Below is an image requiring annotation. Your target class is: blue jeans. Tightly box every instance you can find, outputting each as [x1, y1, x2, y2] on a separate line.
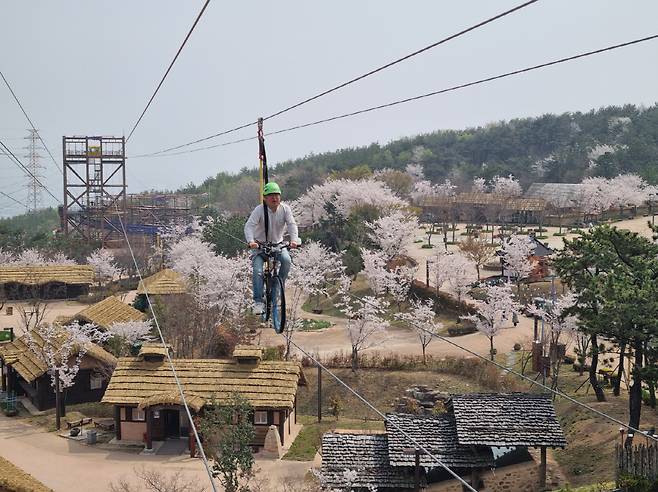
[251, 249, 291, 303]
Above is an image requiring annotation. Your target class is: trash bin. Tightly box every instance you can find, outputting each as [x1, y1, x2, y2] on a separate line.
[86, 429, 97, 444]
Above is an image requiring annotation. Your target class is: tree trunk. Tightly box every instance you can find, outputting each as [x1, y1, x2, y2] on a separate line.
[422, 345, 427, 366]
[489, 337, 495, 361]
[351, 346, 358, 372]
[476, 264, 481, 281]
[613, 341, 626, 397]
[55, 372, 61, 431]
[628, 338, 643, 433]
[589, 334, 606, 402]
[645, 345, 656, 409]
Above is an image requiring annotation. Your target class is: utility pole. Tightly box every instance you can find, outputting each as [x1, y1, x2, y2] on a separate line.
[24, 129, 44, 212]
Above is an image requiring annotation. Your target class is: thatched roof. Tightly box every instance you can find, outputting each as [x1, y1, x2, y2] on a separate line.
[232, 345, 263, 361]
[102, 357, 304, 410]
[138, 343, 171, 358]
[0, 265, 94, 286]
[0, 329, 117, 383]
[137, 269, 187, 295]
[525, 183, 583, 208]
[66, 295, 144, 330]
[420, 192, 546, 212]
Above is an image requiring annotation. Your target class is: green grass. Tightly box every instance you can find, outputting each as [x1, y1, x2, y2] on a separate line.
[299, 319, 332, 331]
[283, 415, 384, 461]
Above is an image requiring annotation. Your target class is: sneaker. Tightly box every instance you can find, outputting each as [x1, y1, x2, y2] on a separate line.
[252, 302, 265, 315]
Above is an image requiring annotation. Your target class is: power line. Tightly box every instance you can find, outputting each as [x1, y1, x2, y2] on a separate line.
[111, 203, 218, 492]
[0, 190, 26, 209]
[0, 138, 60, 204]
[135, 0, 541, 157]
[126, 0, 211, 143]
[132, 33, 658, 159]
[0, 70, 63, 175]
[284, 336, 477, 491]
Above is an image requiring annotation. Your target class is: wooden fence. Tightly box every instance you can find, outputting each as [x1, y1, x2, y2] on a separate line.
[616, 443, 658, 482]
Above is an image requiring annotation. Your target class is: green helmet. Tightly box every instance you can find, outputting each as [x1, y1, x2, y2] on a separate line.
[263, 182, 281, 196]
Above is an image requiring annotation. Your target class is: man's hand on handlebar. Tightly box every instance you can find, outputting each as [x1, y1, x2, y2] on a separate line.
[248, 241, 259, 249]
[290, 242, 299, 249]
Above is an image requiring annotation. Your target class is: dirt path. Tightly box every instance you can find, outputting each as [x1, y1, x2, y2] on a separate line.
[0, 414, 310, 492]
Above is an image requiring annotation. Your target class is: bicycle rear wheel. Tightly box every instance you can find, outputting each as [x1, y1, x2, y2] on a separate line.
[270, 276, 286, 334]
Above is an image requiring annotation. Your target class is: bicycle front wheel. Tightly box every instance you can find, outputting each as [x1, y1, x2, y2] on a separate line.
[270, 276, 286, 334]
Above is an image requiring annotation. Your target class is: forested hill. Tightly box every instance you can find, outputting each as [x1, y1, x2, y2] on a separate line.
[187, 103, 658, 205]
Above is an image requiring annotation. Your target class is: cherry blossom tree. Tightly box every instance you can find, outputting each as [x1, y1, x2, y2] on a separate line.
[49, 252, 76, 265]
[578, 177, 614, 220]
[361, 249, 393, 296]
[405, 163, 425, 181]
[428, 250, 476, 301]
[283, 242, 344, 358]
[291, 178, 406, 228]
[86, 249, 119, 287]
[410, 180, 436, 203]
[0, 247, 14, 264]
[366, 210, 419, 260]
[435, 179, 457, 198]
[461, 282, 520, 360]
[527, 292, 579, 390]
[166, 234, 251, 357]
[458, 235, 496, 280]
[107, 320, 154, 357]
[338, 278, 389, 371]
[472, 177, 488, 193]
[500, 235, 534, 292]
[491, 174, 522, 197]
[26, 320, 111, 429]
[609, 173, 649, 217]
[389, 264, 417, 310]
[13, 248, 46, 265]
[395, 298, 442, 364]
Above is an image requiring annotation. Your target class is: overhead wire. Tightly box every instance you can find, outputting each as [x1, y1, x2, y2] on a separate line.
[134, 0, 542, 157]
[126, 0, 211, 143]
[111, 203, 218, 492]
[0, 70, 63, 175]
[0, 138, 60, 203]
[0, 190, 27, 209]
[131, 33, 658, 159]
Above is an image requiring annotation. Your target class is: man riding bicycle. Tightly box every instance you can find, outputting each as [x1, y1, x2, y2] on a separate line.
[244, 182, 300, 315]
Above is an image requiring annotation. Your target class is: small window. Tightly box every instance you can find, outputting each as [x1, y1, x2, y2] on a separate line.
[133, 408, 146, 421]
[89, 372, 104, 390]
[254, 411, 268, 425]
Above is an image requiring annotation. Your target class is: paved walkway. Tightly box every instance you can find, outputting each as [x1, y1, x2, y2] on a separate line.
[0, 415, 310, 491]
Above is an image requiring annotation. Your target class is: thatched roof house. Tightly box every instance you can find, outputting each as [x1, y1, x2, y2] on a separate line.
[136, 269, 187, 295]
[0, 329, 117, 411]
[102, 345, 305, 451]
[64, 295, 145, 330]
[0, 265, 94, 299]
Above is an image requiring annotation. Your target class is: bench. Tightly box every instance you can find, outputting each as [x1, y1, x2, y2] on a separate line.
[93, 419, 115, 432]
[65, 417, 93, 429]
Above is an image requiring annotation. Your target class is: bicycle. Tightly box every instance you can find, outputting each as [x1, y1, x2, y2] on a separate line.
[255, 241, 288, 334]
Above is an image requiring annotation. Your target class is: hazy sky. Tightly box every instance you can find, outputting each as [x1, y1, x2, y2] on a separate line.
[2, 0, 658, 217]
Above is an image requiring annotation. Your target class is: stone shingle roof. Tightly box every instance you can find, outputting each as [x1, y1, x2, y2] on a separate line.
[449, 393, 567, 448]
[385, 413, 494, 469]
[321, 433, 419, 490]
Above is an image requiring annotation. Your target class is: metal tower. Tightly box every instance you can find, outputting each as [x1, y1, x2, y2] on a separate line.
[24, 129, 44, 211]
[62, 136, 127, 245]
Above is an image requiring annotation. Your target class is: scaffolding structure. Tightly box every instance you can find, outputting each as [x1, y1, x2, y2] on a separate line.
[62, 136, 127, 244]
[61, 135, 202, 246]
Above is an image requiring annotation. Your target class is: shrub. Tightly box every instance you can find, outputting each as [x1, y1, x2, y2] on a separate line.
[421, 244, 434, 249]
[513, 343, 522, 352]
[447, 324, 477, 337]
